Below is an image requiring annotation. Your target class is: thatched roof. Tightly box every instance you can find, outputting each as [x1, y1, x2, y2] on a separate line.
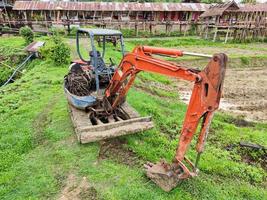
[200, 1, 239, 18]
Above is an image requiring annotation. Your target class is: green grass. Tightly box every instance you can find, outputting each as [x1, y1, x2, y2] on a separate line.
[0, 36, 266, 199]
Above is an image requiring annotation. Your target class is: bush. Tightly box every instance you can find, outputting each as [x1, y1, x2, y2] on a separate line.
[40, 35, 70, 65]
[49, 27, 66, 36]
[19, 26, 34, 44]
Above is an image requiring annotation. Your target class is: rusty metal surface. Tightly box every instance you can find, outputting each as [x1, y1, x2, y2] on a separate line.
[145, 161, 181, 192]
[13, 1, 209, 12]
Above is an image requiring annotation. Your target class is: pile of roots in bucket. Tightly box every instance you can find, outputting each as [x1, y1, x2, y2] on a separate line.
[65, 70, 95, 96]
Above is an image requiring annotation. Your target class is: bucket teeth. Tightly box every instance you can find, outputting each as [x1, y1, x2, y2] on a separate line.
[144, 161, 181, 192]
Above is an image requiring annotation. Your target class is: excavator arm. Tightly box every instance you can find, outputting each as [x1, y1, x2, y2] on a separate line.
[104, 45, 227, 191]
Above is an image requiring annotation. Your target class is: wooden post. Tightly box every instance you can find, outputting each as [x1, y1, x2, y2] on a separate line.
[135, 22, 138, 37]
[93, 11, 96, 23]
[143, 21, 145, 31]
[213, 26, 218, 42]
[205, 25, 209, 39]
[224, 27, 230, 43]
[44, 11, 48, 29]
[24, 11, 27, 22]
[149, 23, 152, 35]
[111, 11, 113, 24]
[57, 11, 60, 24]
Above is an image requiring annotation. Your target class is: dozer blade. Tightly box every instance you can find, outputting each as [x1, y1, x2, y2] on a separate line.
[69, 102, 154, 143]
[144, 161, 181, 192]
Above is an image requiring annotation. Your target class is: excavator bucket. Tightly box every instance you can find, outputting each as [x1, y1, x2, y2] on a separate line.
[144, 161, 181, 192]
[144, 157, 198, 191]
[69, 102, 154, 143]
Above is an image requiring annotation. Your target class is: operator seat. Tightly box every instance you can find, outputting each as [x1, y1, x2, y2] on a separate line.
[89, 51, 106, 72]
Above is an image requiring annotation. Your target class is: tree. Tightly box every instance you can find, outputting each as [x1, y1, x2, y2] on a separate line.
[241, 0, 257, 4]
[201, 0, 223, 3]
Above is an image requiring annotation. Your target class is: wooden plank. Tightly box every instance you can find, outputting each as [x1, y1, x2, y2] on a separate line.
[80, 120, 154, 143]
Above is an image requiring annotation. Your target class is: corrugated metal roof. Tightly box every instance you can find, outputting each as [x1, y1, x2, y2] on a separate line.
[13, 1, 209, 12]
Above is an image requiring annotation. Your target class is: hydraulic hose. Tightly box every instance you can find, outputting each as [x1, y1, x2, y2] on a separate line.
[1, 53, 34, 87]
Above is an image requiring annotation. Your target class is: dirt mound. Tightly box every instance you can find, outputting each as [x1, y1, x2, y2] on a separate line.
[59, 174, 98, 200]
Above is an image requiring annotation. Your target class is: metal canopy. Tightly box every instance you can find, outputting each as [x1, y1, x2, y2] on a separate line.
[78, 28, 122, 36]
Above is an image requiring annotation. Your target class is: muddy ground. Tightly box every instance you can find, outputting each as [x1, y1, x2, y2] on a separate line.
[176, 67, 267, 122]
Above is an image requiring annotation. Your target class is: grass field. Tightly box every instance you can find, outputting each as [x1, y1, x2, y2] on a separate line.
[0, 36, 266, 200]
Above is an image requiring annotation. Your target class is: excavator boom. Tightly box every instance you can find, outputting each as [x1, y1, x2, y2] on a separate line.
[104, 45, 227, 191]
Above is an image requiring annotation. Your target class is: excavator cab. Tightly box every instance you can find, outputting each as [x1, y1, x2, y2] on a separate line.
[75, 28, 125, 92]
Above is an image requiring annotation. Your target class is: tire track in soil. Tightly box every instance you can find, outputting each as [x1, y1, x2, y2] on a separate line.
[32, 95, 61, 145]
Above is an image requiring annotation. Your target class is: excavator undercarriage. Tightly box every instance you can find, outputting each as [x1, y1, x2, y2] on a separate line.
[64, 28, 227, 191]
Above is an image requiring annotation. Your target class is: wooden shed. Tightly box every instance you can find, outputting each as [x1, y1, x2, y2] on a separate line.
[200, 1, 267, 42]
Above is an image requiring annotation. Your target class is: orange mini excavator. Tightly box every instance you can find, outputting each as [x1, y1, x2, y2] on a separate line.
[64, 29, 227, 191]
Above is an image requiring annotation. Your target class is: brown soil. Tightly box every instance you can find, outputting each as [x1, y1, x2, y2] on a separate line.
[175, 67, 267, 122]
[59, 174, 98, 200]
[97, 138, 142, 167]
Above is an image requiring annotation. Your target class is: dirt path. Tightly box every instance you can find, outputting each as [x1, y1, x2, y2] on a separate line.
[177, 67, 267, 122]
